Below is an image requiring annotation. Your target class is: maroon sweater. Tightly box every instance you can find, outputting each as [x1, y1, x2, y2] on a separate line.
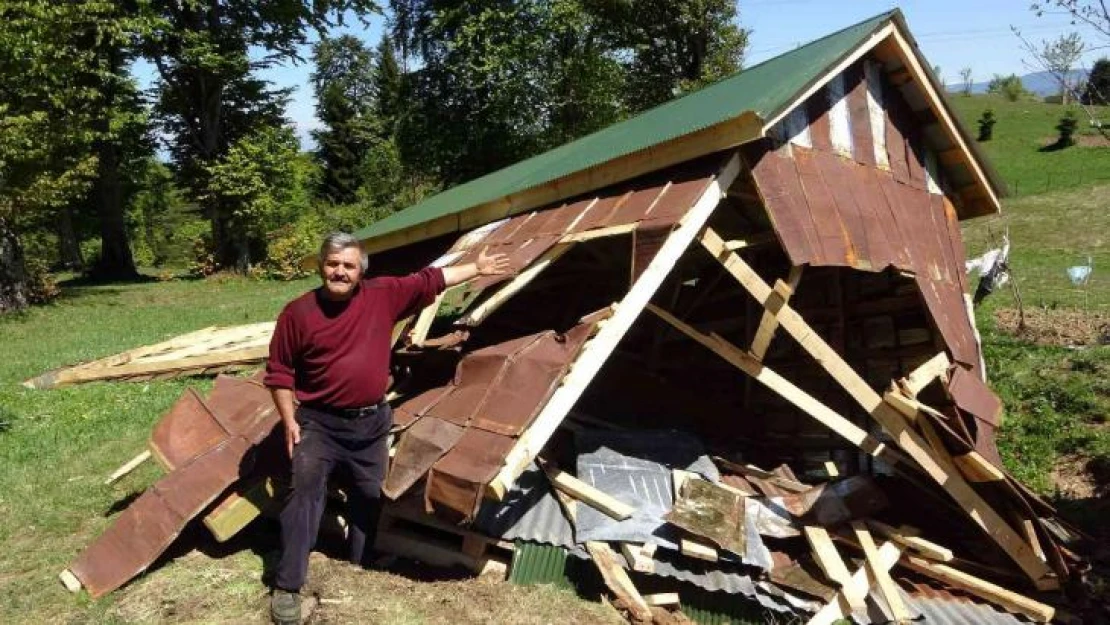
[264, 267, 446, 408]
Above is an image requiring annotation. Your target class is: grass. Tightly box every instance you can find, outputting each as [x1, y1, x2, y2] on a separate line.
[0, 274, 623, 624]
[948, 93, 1110, 197]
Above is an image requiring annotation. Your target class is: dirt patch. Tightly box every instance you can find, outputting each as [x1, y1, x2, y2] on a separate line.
[1052, 453, 1102, 500]
[1037, 134, 1110, 148]
[995, 307, 1110, 347]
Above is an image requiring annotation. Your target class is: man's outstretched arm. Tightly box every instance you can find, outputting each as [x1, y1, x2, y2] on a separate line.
[441, 247, 511, 287]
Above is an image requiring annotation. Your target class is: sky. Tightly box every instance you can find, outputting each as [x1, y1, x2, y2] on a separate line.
[133, 1, 1109, 150]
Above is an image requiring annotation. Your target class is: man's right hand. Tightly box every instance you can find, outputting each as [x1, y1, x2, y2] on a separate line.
[285, 419, 301, 458]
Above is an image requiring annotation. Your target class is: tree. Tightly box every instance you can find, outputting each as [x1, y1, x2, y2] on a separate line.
[375, 35, 404, 134]
[978, 108, 998, 141]
[1031, 2, 1109, 41]
[140, 0, 377, 272]
[1040, 32, 1086, 104]
[312, 35, 379, 205]
[589, 0, 749, 112]
[0, 1, 113, 311]
[959, 67, 974, 96]
[1083, 57, 1110, 104]
[987, 74, 1032, 101]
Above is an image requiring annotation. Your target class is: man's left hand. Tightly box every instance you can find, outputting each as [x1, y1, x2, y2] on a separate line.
[477, 247, 511, 276]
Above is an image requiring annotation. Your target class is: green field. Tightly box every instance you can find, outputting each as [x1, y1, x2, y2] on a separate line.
[949, 94, 1110, 197]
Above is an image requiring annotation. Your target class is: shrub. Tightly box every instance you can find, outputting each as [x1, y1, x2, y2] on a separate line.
[977, 108, 997, 141]
[261, 212, 328, 281]
[1056, 110, 1079, 147]
[24, 258, 59, 305]
[987, 74, 1031, 102]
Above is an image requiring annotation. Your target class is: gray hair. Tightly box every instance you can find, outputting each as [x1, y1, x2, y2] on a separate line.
[318, 232, 367, 271]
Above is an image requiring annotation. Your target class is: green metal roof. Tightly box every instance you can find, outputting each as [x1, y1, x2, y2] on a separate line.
[353, 11, 897, 245]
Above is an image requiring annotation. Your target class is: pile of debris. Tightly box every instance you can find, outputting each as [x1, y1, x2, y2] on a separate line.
[54, 155, 1092, 622]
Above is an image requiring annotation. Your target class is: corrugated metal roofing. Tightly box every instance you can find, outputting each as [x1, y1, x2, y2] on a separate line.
[352, 11, 896, 246]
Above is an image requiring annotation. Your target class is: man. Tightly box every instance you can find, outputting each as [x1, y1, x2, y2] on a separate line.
[264, 232, 508, 624]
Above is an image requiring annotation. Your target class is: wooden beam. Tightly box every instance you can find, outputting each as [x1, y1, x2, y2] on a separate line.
[104, 450, 152, 485]
[680, 538, 719, 562]
[697, 230, 1054, 587]
[900, 555, 1055, 623]
[585, 542, 654, 622]
[620, 543, 655, 573]
[952, 451, 1007, 483]
[723, 231, 776, 251]
[867, 520, 953, 562]
[899, 352, 950, 397]
[484, 153, 742, 499]
[803, 526, 867, 612]
[353, 114, 762, 258]
[643, 592, 679, 607]
[749, 267, 804, 360]
[806, 541, 902, 625]
[59, 569, 82, 593]
[460, 242, 574, 326]
[559, 224, 635, 243]
[647, 304, 894, 462]
[540, 463, 635, 520]
[851, 522, 912, 623]
[33, 345, 270, 386]
[409, 291, 446, 347]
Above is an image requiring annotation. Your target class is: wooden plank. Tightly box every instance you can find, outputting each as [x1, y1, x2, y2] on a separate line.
[461, 242, 573, 326]
[900, 554, 1055, 623]
[648, 305, 894, 462]
[620, 543, 654, 573]
[39, 345, 270, 386]
[59, 569, 82, 593]
[698, 234, 1054, 587]
[724, 231, 777, 251]
[710, 457, 810, 492]
[484, 153, 741, 499]
[104, 450, 152, 485]
[952, 451, 1007, 483]
[680, 538, 718, 562]
[900, 351, 950, 397]
[203, 477, 279, 543]
[803, 526, 866, 612]
[559, 224, 635, 243]
[851, 522, 912, 623]
[866, 519, 953, 562]
[409, 291, 446, 347]
[749, 267, 804, 360]
[643, 592, 679, 607]
[540, 463, 635, 521]
[806, 541, 901, 625]
[824, 461, 840, 478]
[585, 542, 654, 622]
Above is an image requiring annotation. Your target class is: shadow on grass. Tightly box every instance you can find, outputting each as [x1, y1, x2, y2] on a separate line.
[1038, 140, 1073, 153]
[104, 491, 143, 517]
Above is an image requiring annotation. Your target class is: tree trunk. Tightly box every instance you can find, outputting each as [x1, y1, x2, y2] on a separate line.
[92, 138, 139, 279]
[56, 205, 84, 271]
[0, 217, 29, 314]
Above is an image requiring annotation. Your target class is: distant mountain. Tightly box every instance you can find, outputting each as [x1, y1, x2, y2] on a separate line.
[945, 70, 1090, 97]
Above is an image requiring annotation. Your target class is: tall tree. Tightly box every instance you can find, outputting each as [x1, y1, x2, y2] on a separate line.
[140, 0, 377, 271]
[589, 0, 749, 111]
[312, 35, 379, 205]
[959, 67, 974, 96]
[374, 34, 404, 134]
[1041, 32, 1086, 104]
[1084, 57, 1110, 104]
[0, 1, 112, 311]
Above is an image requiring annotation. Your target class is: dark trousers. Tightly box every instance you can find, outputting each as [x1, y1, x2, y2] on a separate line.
[275, 403, 391, 592]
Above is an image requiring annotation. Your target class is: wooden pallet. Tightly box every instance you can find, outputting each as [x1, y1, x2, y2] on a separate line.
[377, 504, 512, 577]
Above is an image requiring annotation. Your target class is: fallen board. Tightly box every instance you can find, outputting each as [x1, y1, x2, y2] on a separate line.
[24, 322, 274, 389]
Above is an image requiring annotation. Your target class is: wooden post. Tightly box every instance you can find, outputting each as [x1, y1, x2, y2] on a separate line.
[104, 450, 152, 485]
[749, 266, 804, 360]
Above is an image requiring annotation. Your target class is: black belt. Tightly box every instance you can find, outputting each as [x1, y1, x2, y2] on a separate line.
[302, 401, 386, 419]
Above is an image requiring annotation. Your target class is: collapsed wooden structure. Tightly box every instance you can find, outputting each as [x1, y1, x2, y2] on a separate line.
[61, 11, 1094, 623]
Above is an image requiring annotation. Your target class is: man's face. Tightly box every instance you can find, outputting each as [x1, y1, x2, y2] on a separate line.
[319, 246, 363, 300]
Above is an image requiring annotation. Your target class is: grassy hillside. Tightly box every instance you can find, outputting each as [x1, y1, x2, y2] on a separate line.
[948, 94, 1110, 196]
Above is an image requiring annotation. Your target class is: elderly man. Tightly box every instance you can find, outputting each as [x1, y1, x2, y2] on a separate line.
[265, 232, 508, 624]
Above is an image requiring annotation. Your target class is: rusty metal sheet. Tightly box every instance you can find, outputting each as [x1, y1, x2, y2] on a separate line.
[472, 324, 595, 436]
[425, 428, 516, 519]
[742, 142, 818, 266]
[608, 184, 666, 227]
[643, 173, 714, 224]
[806, 86, 833, 152]
[948, 366, 1003, 428]
[793, 148, 852, 263]
[206, 375, 278, 445]
[479, 213, 532, 246]
[813, 149, 869, 269]
[393, 385, 453, 431]
[69, 434, 253, 598]
[845, 63, 876, 167]
[382, 416, 466, 499]
[777, 475, 888, 526]
[630, 223, 671, 283]
[149, 388, 227, 470]
[768, 557, 838, 601]
[568, 191, 629, 234]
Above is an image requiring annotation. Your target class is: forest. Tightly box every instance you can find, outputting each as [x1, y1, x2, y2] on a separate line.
[0, 0, 747, 313]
